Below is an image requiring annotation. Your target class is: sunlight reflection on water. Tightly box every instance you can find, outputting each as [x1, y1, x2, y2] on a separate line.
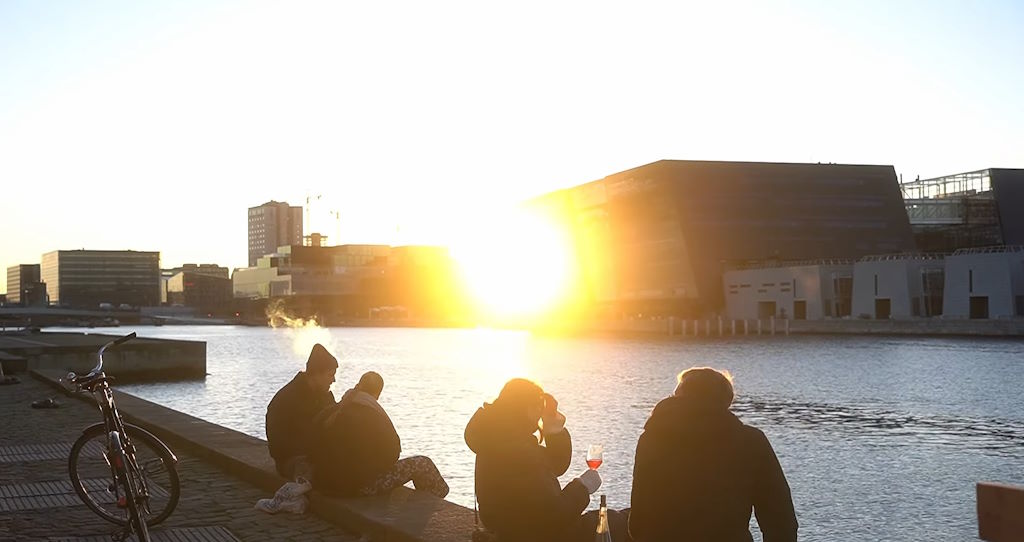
[107, 326, 1024, 542]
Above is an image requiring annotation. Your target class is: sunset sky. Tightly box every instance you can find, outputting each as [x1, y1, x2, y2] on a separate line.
[2, 0, 1023, 292]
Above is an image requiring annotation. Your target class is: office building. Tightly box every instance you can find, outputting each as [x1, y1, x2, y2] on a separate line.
[902, 169, 1024, 252]
[942, 246, 1024, 319]
[40, 250, 160, 308]
[724, 261, 854, 320]
[248, 201, 303, 266]
[6, 264, 45, 306]
[166, 269, 232, 313]
[851, 254, 945, 319]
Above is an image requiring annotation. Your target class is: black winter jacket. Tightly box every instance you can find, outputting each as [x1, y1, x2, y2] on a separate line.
[464, 403, 590, 542]
[629, 396, 798, 542]
[265, 372, 335, 475]
[310, 391, 401, 496]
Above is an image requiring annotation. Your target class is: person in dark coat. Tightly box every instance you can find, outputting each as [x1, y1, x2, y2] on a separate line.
[311, 371, 448, 498]
[629, 367, 798, 542]
[265, 343, 338, 479]
[465, 378, 609, 542]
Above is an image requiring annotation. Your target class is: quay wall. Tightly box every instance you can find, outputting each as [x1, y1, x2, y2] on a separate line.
[585, 317, 1024, 338]
[0, 331, 205, 380]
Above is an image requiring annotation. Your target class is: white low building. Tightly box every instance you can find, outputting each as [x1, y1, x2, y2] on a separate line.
[724, 261, 854, 320]
[942, 246, 1024, 319]
[851, 254, 946, 319]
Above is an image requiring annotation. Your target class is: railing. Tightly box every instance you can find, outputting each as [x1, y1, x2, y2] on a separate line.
[953, 245, 1024, 255]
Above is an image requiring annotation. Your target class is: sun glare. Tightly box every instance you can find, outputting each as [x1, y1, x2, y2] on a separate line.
[451, 207, 576, 323]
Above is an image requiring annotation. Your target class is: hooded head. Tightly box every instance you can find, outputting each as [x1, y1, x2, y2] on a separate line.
[305, 343, 338, 393]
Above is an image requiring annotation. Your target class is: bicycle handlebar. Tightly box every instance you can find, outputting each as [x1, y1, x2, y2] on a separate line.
[110, 332, 136, 347]
[70, 332, 137, 384]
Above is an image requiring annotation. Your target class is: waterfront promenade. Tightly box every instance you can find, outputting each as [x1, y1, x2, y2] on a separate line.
[0, 376, 361, 541]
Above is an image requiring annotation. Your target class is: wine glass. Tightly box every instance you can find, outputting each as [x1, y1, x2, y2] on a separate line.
[586, 444, 604, 470]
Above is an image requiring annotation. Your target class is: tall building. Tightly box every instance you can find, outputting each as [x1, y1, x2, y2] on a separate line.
[532, 160, 916, 317]
[41, 250, 161, 308]
[248, 201, 303, 266]
[6, 264, 43, 306]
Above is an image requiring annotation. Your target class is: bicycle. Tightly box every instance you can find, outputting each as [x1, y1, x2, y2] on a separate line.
[64, 331, 181, 542]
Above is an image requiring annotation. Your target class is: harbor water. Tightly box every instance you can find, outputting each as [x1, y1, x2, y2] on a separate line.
[92, 325, 1024, 541]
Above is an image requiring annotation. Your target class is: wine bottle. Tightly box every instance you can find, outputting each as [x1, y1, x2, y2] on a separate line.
[594, 494, 612, 542]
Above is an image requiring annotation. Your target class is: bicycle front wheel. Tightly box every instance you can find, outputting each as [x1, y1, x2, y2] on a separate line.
[68, 424, 180, 526]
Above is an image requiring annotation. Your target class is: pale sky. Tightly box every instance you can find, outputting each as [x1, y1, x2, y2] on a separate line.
[2, 0, 1023, 293]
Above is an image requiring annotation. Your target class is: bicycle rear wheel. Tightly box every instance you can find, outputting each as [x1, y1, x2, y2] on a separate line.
[68, 424, 180, 526]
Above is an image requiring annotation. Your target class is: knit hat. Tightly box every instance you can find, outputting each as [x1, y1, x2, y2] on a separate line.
[306, 343, 338, 372]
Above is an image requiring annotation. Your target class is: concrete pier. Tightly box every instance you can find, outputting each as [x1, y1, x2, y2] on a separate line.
[0, 330, 205, 380]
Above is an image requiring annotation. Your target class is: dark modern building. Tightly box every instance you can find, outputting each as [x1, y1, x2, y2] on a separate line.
[167, 269, 232, 314]
[901, 168, 1024, 252]
[532, 160, 917, 317]
[40, 250, 161, 308]
[248, 201, 303, 266]
[5, 264, 46, 307]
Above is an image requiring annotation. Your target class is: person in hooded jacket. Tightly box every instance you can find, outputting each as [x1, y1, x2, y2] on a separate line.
[311, 371, 449, 498]
[465, 378, 623, 542]
[629, 367, 798, 542]
[265, 343, 338, 479]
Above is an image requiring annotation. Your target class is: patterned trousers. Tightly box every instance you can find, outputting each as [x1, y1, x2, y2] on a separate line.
[359, 455, 450, 498]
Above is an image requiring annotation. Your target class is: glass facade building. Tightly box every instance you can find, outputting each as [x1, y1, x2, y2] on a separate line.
[5, 264, 41, 305]
[40, 250, 161, 308]
[533, 160, 916, 316]
[901, 168, 1024, 252]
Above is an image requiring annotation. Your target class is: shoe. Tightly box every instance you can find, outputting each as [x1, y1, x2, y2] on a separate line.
[276, 495, 307, 514]
[254, 494, 308, 514]
[254, 497, 279, 514]
[30, 397, 61, 409]
[274, 478, 312, 500]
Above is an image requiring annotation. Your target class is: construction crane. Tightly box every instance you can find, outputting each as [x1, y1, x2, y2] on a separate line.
[305, 193, 322, 236]
[330, 210, 341, 245]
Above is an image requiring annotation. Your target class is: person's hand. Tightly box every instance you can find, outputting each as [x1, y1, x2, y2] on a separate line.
[578, 469, 602, 494]
[540, 393, 566, 435]
[542, 393, 558, 417]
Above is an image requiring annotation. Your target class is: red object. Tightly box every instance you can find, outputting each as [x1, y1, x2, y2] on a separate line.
[587, 459, 603, 470]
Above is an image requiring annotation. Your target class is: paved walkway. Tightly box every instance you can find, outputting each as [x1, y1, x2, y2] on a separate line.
[0, 376, 361, 541]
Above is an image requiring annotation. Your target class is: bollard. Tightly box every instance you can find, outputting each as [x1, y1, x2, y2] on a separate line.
[718, 317, 723, 336]
[770, 316, 776, 336]
[785, 318, 790, 336]
[731, 319, 736, 336]
[757, 319, 762, 335]
[694, 320, 699, 337]
[705, 320, 710, 336]
[668, 316, 674, 336]
[744, 319, 749, 335]
[682, 319, 687, 337]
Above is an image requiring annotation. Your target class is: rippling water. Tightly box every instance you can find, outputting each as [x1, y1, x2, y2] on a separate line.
[96, 325, 1024, 541]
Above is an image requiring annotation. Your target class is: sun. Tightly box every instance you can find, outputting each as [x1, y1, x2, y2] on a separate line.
[450, 206, 577, 323]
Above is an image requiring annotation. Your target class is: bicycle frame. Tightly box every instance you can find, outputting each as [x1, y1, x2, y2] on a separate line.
[71, 333, 153, 515]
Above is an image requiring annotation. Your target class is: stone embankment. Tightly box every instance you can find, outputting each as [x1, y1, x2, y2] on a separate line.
[0, 330, 205, 380]
[587, 316, 1024, 338]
